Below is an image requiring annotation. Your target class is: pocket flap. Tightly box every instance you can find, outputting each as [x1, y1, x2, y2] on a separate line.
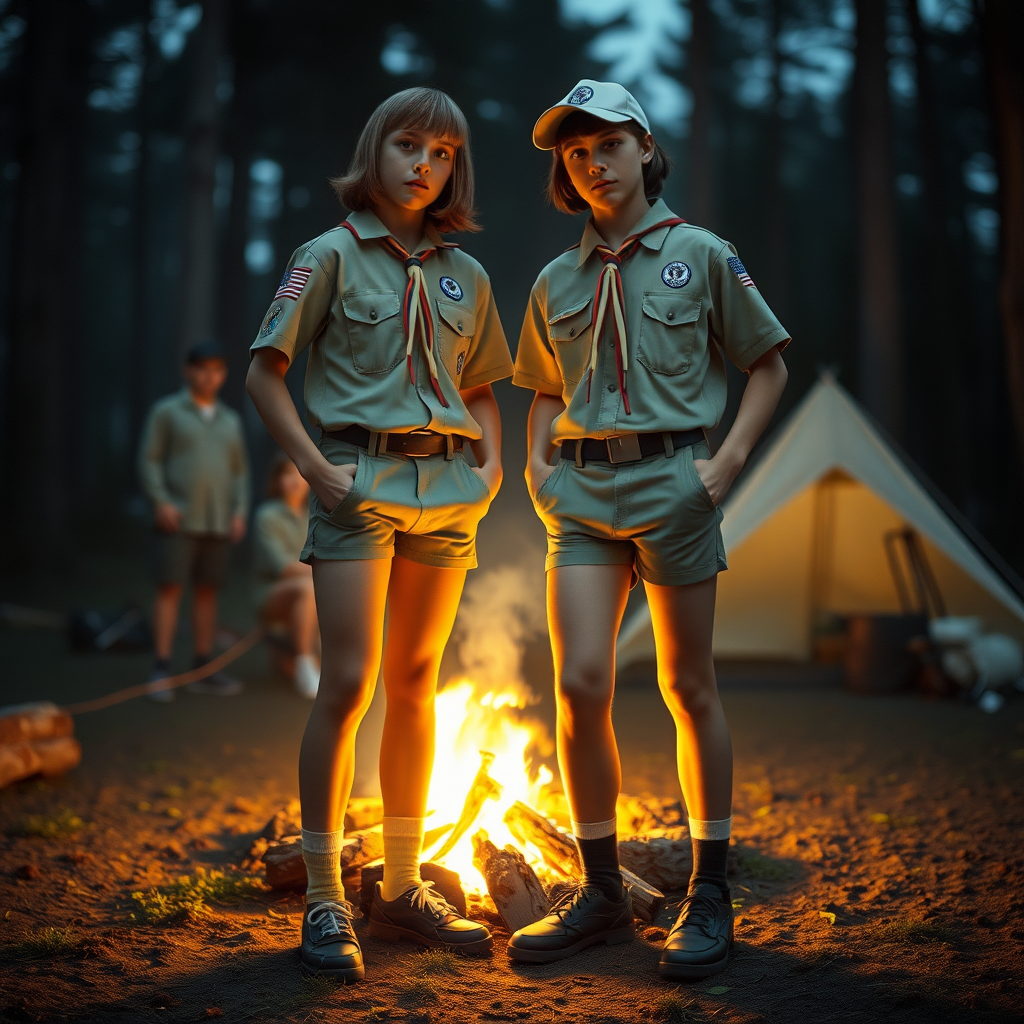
[436, 299, 475, 337]
[342, 290, 400, 325]
[548, 297, 593, 341]
[642, 293, 701, 327]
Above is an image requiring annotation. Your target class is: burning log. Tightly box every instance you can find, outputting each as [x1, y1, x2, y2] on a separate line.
[617, 827, 692, 893]
[263, 826, 385, 890]
[472, 830, 550, 933]
[428, 751, 502, 862]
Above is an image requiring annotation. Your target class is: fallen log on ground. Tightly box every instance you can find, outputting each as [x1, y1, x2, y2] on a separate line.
[620, 867, 665, 922]
[264, 826, 385, 890]
[472, 830, 550, 933]
[0, 736, 81, 790]
[0, 702, 74, 744]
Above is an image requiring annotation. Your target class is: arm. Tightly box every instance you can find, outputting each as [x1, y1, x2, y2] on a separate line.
[229, 422, 251, 543]
[245, 348, 356, 511]
[138, 408, 182, 533]
[461, 383, 503, 497]
[525, 391, 566, 496]
[693, 345, 788, 505]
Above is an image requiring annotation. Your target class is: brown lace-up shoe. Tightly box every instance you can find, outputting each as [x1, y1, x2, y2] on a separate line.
[368, 881, 492, 953]
[658, 883, 734, 980]
[507, 883, 634, 963]
[300, 900, 364, 982]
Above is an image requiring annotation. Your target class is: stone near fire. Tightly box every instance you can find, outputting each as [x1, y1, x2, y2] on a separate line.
[263, 826, 384, 890]
[617, 827, 692, 892]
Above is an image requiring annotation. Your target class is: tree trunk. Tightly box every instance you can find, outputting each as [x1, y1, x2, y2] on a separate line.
[765, 0, 790, 322]
[977, 0, 1024, 470]
[688, 0, 716, 228]
[176, 0, 228, 360]
[1, 0, 86, 571]
[853, 0, 904, 441]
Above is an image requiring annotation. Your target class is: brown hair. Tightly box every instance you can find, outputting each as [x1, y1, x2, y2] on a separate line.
[546, 111, 671, 215]
[266, 453, 296, 499]
[331, 87, 479, 234]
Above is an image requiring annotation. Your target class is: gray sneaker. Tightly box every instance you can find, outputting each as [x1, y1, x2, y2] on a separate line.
[146, 667, 175, 703]
[186, 670, 243, 696]
[300, 900, 364, 981]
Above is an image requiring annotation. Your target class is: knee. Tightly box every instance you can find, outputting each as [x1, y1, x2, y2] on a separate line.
[385, 658, 437, 713]
[556, 662, 613, 719]
[315, 666, 375, 723]
[659, 666, 718, 718]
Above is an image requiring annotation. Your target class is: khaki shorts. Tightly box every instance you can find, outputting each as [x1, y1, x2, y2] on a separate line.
[531, 440, 727, 587]
[154, 531, 230, 589]
[301, 437, 492, 569]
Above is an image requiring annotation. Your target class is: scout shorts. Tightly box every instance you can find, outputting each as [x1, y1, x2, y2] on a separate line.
[531, 439, 727, 587]
[301, 436, 492, 569]
[154, 531, 231, 588]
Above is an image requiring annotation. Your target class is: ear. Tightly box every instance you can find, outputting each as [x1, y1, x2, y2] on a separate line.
[640, 133, 655, 166]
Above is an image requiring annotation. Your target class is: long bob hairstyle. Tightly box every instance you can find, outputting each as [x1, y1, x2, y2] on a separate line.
[331, 87, 479, 234]
[547, 110, 671, 215]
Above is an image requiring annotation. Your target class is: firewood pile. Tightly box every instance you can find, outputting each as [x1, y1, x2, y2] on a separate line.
[0, 702, 81, 790]
[244, 754, 693, 933]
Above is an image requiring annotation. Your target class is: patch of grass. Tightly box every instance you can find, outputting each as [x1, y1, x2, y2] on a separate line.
[736, 850, 792, 882]
[131, 867, 265, 923]
[10, 809, 85, 839]
[7, 927, 82, 959]
[651, 993, 702, 1023]
[398, 978, 440, 1008]
[413, 948, 464, 977]
[869, 919, 953, 944]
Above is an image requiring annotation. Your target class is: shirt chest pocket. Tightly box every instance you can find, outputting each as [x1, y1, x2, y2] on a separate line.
[547, 297, 593, 386]
[436, 299, 475, 385]
[637, 293, 702, 375]
[342, 289, 403, 375]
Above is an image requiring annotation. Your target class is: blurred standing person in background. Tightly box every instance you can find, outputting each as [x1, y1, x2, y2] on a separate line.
[139, 340, 250, 700]
[254, 454, 319, 699]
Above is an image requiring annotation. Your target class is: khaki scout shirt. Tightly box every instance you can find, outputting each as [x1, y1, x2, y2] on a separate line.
[513, 198, 790, 442]
[138, 390, 250, 535]
[250, 209, 515, 438]
[253, 498, 308, 584]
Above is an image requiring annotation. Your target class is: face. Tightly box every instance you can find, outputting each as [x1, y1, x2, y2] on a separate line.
[184, 359, 228, 401]
[378, 128, 456, 212]
[278, 462, 309, 503]
[561, 127, 654, 213]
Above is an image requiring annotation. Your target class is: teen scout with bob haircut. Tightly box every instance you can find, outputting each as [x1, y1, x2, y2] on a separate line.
[510, 81, 790, 979]
[247, 87, 513, 982]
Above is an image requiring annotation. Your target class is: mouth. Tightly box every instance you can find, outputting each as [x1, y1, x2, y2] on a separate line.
[406, 179, 429, 192]
[591, 179, 616, 193]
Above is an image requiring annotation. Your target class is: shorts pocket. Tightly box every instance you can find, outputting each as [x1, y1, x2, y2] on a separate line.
[684, 444, 717, 511]
[342, 289, 404, 374]
[455, 451, 492, 503]
[637, 293, 701, 375]
[436, 299, 476, 386]
[548, 297, 593, 386]
[532, 457, 567, 505]
[325, 449, 366, 519]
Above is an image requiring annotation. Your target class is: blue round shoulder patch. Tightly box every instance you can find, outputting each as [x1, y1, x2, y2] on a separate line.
[260, 305, 283, 337]
[568, 85, 594, 106]
[439, 276, 463, 302]
[661, 261, 691, 289]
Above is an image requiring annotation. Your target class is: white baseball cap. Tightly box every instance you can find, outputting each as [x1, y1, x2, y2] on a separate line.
[532, 79, 651, 151]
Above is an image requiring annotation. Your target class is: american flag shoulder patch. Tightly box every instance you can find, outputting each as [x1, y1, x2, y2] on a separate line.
[727, 256, 756, 289]
[274, 266, 313, 301]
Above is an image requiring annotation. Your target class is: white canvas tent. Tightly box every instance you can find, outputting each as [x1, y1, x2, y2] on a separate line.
[617, 375, 1024, 665]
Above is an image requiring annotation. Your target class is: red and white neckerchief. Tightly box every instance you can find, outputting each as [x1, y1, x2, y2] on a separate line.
[341, 221, 451, 408]
[586, 217, 686, 413]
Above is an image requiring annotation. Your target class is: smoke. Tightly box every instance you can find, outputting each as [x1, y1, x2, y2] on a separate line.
[451, 564, 547, 699]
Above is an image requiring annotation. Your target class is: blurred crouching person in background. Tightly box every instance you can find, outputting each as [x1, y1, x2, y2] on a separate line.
[254, 455, 320, 699]
[138, 340, 250, 700]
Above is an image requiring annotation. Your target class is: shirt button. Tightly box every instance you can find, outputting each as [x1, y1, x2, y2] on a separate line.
[667, 311, 675, 320]
[607, 384, 616, 393]
[457, 321, 463, 331]
[369, 309, 377, 320]
[569, 327, 576, 337]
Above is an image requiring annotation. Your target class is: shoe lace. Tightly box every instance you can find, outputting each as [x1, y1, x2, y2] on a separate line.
[672, 891, 722, 936]
[409, 880, 457, 919]
[549, 882, 602, 921]
[307, 900, 356, 939]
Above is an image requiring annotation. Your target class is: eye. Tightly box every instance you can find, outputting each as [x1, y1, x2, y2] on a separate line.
[397, 139, 413, 150]
[434, 147, 452, 160]
[568, 147, 587, 161]
[604, 138, 620, 150]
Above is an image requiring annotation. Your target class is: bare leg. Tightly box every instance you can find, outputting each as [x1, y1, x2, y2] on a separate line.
[152, 584, 183, 660]
[191, 584, 218, 658]
[301, 558, 391, 833]
[379, 556, 468, 818]
[643, 575, 732, 820]
[548, 564, 633, 823]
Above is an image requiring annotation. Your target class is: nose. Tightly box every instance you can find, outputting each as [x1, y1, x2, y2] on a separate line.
[589, 159, 607, 175]
[413, 150, 430, 175]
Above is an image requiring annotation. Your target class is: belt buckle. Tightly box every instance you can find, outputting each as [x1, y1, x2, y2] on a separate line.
[606, 433, 642, 464]
[403, 429, 435, 457]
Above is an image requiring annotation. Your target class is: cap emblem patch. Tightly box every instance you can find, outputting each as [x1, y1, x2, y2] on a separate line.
[568, 85, 594, 106]
[260, 305, 283, 337]
[440, 276, 463, 301]
[661, 261, 692, 289]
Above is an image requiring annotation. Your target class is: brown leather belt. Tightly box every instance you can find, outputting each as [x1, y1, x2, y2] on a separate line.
[323, 424, 465, 458]
[558, 428, 706, 466]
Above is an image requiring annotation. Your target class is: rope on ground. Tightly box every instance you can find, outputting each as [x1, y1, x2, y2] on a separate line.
[61, 626, 267, 715]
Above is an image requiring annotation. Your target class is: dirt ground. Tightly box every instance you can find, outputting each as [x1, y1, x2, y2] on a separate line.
[2, 558, 1024, 1023]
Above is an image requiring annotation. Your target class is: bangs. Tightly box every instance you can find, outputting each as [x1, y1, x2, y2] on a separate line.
[379, 87, 469, 148]
[555, 110, 634, 149]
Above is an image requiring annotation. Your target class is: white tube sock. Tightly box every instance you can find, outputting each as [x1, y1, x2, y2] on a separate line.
[301, 828, 345, 905]
[381, 816, 424, 901]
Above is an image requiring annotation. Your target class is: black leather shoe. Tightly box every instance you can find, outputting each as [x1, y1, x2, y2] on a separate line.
[300, 900, 364, 981]
[658, 883, 734, 980]
[507, 884, 634, 963]
[368, 881, 492, 953]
